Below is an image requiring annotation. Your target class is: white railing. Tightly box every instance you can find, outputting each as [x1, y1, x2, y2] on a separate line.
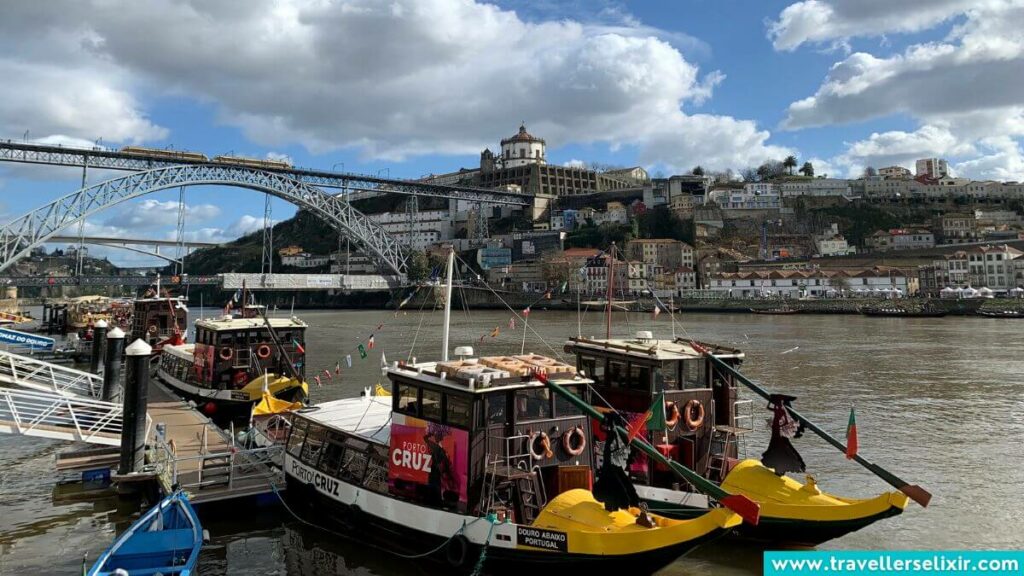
[0, 386, 124, 445]
[0, 349, 103, 398]
[152, 437, 283, 493]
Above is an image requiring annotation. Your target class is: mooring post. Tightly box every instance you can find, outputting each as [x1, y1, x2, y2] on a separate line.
[119, 339, 152, 475]
[102, 327, 125, 402]
[90, 319, 108, 374]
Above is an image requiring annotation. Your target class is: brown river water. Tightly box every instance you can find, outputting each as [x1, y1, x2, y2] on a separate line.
[2, 307, 1022, 575]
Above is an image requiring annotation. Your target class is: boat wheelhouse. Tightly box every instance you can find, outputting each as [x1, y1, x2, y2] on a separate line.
[156, 305, 308, 420]
[566, 333, 910, 546]
[283, 351, 740, 574]
[129, 296, 189, 351]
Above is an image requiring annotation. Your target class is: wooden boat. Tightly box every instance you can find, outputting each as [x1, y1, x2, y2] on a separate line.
[86, 490, 203, 576]
[129, 296, 189, 353]
[566, 334, 920, 546]
[860, 306, 946, 318]
[284, 359, 740, 574]
[750, 307, 798, 315]
[156, 304, 308, 422]
[976, 309, 1024, 318]
[282, 250, 741, 574]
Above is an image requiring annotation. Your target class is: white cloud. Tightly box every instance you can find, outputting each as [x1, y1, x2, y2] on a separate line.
[103, 199, 221, 230]
[953, 137, 1024, 181]
[0, 0, 785, 174]
[768, 0, 976, 51]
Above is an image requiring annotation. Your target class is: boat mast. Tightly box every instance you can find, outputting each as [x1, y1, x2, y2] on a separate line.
[606, 242, 615, 339]
[441, 246, 455, 362]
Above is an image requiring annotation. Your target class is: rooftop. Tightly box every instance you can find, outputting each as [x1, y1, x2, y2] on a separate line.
[568, 336, 743, 362]
[195, 314, 308, 331]
[500, 124, 545, 145]
[388, 354, 588, 395]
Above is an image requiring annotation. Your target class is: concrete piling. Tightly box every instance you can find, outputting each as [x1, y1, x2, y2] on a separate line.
[119, 339, 152, 475]
[101, 326, 125, 402]
[90, 319, 108, 375]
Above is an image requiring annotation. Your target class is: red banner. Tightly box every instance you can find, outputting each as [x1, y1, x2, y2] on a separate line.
[388, 414, 468, 509]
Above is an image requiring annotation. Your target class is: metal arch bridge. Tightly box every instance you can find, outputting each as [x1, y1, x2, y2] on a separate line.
[0, 164, 408, 275]
[0, 141, 530, 206]
[46, 235, 221, 264]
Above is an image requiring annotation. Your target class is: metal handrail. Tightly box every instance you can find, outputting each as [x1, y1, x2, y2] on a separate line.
[0, 386, 122, 445]
[0, 349, 102, 398]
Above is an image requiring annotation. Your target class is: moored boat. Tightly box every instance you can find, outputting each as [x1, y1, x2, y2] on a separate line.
[750, 307, 799, 315]
[565, 333, 920, 546]
[860, 306, 947, 318]
[156, 304, 308, 422]
[86, 490, 203, 576]
[283, 354, 740, 574]
[129, 295, 189, 352]
[976, 309, 1024, 318]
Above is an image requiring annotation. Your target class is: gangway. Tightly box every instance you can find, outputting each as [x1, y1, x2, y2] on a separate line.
[0, 386, 125, 446]
[0, 348, 103, 398]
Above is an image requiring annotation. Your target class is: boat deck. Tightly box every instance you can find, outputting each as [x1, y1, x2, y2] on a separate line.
[302, 396, 392, 444]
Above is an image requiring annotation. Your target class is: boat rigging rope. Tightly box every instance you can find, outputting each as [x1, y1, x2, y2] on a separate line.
[453, 253, 568, 362]
[268, 482, 497, 566]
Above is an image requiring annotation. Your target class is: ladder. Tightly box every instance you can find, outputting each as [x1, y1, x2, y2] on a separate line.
[707, 398, 755, 482]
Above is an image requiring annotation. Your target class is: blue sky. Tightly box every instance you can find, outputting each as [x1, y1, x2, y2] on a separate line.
[2, 0, 1022, 266]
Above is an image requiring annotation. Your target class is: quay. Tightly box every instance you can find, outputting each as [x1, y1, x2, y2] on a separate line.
[0, 329, 283, 508]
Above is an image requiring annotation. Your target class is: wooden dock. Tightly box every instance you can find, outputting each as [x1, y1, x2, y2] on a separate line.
[146, 379, 284, 505]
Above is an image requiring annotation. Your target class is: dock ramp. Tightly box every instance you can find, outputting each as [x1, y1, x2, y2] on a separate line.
[0, 386, 124, 446]
[0, 348, 103, 398]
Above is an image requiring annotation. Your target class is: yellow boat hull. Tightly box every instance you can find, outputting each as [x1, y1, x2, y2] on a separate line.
[644, 459, 908, 546]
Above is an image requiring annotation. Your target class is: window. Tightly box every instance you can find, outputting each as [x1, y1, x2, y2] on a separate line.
[485, 394, 507, 425]
[608, 361, 626, 388]
[628, 363, 651, 391]
[396, 384, 419, 416]
[287, 417, 308, 457]
[682, 359, 706, 389]
[515, 388, 551, 421]
[445, 394, 472, 428]
[554, 385, 583, 416]
[421, 388, 442, 421]
[300, 424, 327, 467]
[319, 434, 347, 476]
[654, 362, 680, 391]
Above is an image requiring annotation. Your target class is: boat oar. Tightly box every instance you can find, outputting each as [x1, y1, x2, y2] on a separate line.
[534, 371, 760, 526]
[690, 341, 932, 508]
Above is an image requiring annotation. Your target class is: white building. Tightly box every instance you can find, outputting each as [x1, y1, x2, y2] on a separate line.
[708, 186, 781, 210]
[281, 253, 330, 268]
[967, 244, 1024, 291]
[866, 229, 935, 252]
[367, 209, 455, 251]
[498, 124, 546, 169]
[709, 268, 909, 298]
[916, 158, 949, 179]
[814, 223, 855, 256]
[777, 178, 851, 197]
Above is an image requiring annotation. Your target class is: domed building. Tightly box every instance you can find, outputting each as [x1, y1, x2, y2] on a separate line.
[499, 124, 546, 168]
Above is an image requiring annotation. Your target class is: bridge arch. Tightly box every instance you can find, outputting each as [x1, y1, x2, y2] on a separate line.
[0, 165, 406, 275]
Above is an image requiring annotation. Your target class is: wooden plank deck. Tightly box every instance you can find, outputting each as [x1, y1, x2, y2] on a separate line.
[146, 380, 283, 505]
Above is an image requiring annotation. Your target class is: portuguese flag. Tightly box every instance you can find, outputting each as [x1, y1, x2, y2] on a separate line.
[626, 391, 667, 441]
[845, 406, 858, 459]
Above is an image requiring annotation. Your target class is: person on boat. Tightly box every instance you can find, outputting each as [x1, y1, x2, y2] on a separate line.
[761, 394, 807, 476]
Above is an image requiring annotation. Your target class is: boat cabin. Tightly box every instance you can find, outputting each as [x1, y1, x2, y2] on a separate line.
[285, 352, 595, 524]
[130, 297, 188, 349]
[162, 308, 306, 393]
[566, 333, 749, 485]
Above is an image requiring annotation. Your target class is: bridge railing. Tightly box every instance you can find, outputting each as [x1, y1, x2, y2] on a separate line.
[0, 386, 125, 446]
[0, 349, 103, 398]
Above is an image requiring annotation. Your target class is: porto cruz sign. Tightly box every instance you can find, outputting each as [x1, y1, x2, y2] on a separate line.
[388, 414, 468, 508]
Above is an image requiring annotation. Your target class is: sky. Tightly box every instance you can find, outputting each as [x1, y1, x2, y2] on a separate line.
[3, 0, 1024, 266]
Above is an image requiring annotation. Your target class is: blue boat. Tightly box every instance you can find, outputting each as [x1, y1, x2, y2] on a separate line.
[87, 490, 204, 576]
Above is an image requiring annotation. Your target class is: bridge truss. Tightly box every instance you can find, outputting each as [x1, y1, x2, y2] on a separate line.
[0, 165, 408, 275]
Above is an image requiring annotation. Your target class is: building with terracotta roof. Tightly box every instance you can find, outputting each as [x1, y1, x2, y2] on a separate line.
[966, 244, 1024, 290]
[708, 267, 911, 298]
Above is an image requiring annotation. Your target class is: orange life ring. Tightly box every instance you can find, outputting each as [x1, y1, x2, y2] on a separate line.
[664, 401, 681, 428]
[219, 347, 234, 361]
[562, 426, 587, 457]
[528, 431, 553, 460]
[256, 344, 272, 359]
[684, 399, 705, 430]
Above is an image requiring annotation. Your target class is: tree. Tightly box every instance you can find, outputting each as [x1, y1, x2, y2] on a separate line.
[863, 166, 878, 178]
[799, 161, 814, 177]
[741, 167, 760, 182]
[756, 160, 785, 180]
[406, 250, 429, 282]
[691, 165, 705, 176]
[783, 155, 798, 175]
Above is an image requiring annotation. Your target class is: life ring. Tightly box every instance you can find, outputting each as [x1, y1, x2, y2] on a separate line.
[148, 324, 159, 336]
[256, 344, 272, 359]
[562, 426, 587, 457]
[528, 431, 554, 460]
[219, 347, 234, 361]
[684, 399, 705, 430]
[665, 401, 681, 428]
[446, 534, 470, 568]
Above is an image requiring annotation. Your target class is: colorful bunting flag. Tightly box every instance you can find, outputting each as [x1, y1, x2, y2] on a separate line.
[653, 306, 661, 319]
[323, 369, 332, 380]
[358, 344, 367, 359]
[490, 326, 500, 338]
[345, 355, 352, 368]
[368, 335, 376, 350]
[335, 362, 341, 375]
[314, 375, 322, 387]
[522, 306, 531, 318]
[292, 339, 305, 355]
[509, 317, 516, 330]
